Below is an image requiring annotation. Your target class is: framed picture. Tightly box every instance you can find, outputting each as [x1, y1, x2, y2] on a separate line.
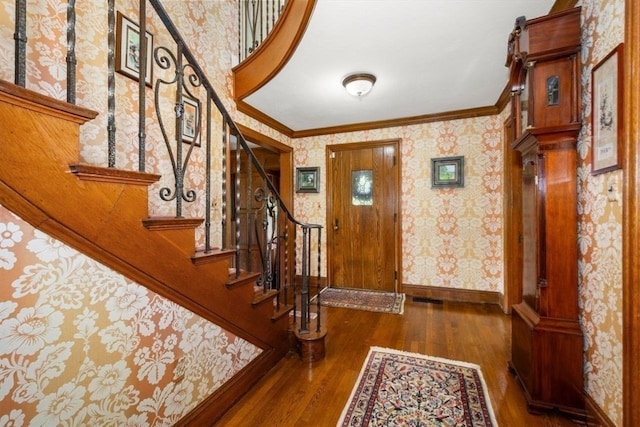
[296, 167, 319, 193]
[431, 156, 464, 188]
[182, 96, 200, 146]
[116, 11, 153, 87]
[591, 43, 624, 175]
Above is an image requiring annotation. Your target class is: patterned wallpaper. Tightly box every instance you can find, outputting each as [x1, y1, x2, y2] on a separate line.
[293, 117, 504, 292]
[577, 0, 624, 424]
[0, 0, 626, 424]
[0, 205, 262, 424]
[0, 1, 264, 424]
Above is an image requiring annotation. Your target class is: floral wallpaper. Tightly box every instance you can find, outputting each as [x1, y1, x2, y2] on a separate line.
[0, 0, 265, 424]
[0, 0, 238, 249]
[0, 205, 262, 425]
[0, 0, 627, 424]
[293, 117, 504, 292]
[577, 0, 624, 424]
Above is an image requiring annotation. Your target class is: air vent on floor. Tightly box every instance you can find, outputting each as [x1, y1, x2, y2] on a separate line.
[412, 296, 443, 304]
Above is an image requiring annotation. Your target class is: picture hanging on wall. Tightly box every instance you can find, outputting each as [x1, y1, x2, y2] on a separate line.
[591, 43, 624, 175]
[296, 167, 319, 193]
[116, 11, 154, 87]
[431, 156, 464, 188]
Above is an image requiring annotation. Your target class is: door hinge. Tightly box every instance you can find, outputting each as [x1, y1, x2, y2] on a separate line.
[394, 271, 398, 280]
[330, 152, 336, 159]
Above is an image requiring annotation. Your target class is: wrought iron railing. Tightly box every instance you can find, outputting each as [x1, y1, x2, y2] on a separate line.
[239, 0, 286, 61]
[6, 0, 322, 335]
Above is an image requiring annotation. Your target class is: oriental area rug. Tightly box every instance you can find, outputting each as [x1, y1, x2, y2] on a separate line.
[338, 347, 498, 427]
[316, 287, 405, 314]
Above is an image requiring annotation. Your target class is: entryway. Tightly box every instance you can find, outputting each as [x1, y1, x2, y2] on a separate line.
[326, 139, 401, 292]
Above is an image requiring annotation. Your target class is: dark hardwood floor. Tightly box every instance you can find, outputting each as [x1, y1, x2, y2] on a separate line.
[215, 298, 581, 426]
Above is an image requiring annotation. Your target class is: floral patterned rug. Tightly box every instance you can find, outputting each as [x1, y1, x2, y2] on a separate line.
[316, 288, 405, 314]
[338, 347, 497, 426]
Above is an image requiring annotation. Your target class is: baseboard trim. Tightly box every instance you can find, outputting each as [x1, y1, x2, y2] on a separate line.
[584, 393, 616, 427]
[176, 345, 288, 426]
[402, 284, 501, 305]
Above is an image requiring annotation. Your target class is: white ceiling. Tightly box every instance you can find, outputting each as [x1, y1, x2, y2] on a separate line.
[243, 0, 556, 133]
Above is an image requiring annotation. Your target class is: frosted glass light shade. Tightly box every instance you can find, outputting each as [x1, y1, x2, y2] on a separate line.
[343, 73, 376, 97]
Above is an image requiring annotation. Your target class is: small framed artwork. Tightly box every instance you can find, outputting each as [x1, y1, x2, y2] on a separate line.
[591, 43, 624, 175]
[296, 167, 319, 193]
[182, 96, 200, 146]
[431, 156, 464, 188]
[116, 11, 153, 87]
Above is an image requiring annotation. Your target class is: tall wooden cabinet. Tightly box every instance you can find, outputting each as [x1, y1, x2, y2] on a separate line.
[506, 8, 585, 418]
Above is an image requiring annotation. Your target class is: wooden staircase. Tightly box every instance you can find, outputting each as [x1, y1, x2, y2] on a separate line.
[0, 80, 294, 424]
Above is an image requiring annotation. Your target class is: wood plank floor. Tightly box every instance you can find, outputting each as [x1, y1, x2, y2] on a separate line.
[215, 298, 582, 426]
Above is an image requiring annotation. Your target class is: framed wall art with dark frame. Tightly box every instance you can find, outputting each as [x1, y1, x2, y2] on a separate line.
[431, 156, 464, 188]
[181, 96, 200, 146]
[591, 43, 624, 175]
[296, 167, 319, 193]
[116, 11, 154, 87]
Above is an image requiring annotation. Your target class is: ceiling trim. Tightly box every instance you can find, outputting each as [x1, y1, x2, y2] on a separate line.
[236, 100, 294, 136]
[291, 105, 500, 138]
[238, 96, 501, 139]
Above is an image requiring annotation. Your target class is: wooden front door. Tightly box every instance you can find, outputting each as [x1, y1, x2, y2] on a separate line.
[327, 140, 400, 292]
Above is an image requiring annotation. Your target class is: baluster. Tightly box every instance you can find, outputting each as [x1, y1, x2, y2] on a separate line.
[234, 137, 241, 276]
[66, 0, 77, 104]
[316, 227, 322, 332]
[174, 43, 184, 218]
[107, 0, 116, 167]
[299, 226, 309, 333]
[204, 92, 212, 253]
[13, 0, 26, 87]
[138, 0, 147, 171]
[246, 155, 254, 272]
[221, 122, 230, 250]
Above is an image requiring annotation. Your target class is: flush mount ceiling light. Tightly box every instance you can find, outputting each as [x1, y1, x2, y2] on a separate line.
[342, 73, 376, 97]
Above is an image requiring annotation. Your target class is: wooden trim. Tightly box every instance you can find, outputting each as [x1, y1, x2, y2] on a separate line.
[236, 100, 294, 136]
[502, 113, 523, 314]
[0, 80, 288, 355]
[585, 393, 616, 427]
[0, 79, 97, 122]
[69, 164, 161, 186]
[236, 124, 292, 153]
[175, 347, 288, 426]
[623, 0, 640, 424]
[403, 284, 501, 305]
[233, 0, 316, 100]
[141, 217, 204, 231]
[292, 105, 498, 138]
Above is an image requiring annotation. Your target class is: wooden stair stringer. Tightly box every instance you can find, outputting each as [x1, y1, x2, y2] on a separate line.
[0, 81, 291, 360]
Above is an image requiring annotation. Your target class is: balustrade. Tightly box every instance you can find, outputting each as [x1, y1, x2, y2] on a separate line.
[4, 0, 321, 336]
